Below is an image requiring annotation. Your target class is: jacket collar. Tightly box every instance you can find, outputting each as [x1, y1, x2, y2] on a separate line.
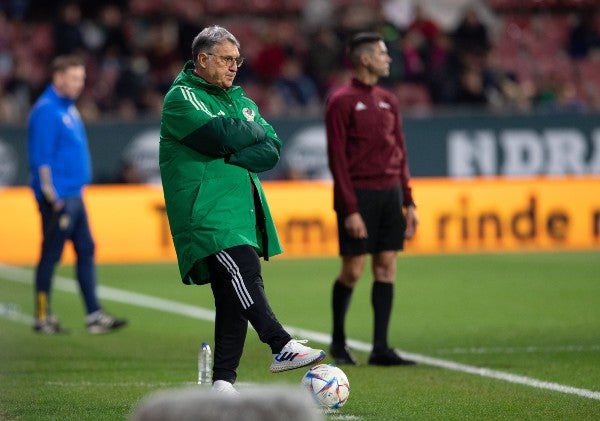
[176, 61, 241, 97]
[46, 85, 76, 107]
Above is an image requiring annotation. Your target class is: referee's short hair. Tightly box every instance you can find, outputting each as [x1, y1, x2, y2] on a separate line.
[348, 32, 383, 65]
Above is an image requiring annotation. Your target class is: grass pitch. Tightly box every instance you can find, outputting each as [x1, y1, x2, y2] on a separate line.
[1, 251, 599, 420]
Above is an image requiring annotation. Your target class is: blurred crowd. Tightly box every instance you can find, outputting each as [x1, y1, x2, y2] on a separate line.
[1, 0, 600, 124]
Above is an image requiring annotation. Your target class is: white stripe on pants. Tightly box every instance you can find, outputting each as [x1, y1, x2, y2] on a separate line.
[215, 250, 254, 309]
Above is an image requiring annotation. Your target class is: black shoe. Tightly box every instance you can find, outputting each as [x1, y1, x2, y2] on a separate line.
[368, 348, 416, 366]
[330, 343, 359, 365]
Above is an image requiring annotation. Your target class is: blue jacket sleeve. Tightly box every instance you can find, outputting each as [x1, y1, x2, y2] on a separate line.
[28, 105, 60, 170]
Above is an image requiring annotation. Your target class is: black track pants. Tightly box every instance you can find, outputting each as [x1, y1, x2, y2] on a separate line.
[206, 245, 291, 383]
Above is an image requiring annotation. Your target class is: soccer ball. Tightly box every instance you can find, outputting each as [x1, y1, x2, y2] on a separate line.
[301, 364, 350, 409]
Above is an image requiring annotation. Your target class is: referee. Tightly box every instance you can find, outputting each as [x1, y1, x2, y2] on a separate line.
[325, 32, 419, 366]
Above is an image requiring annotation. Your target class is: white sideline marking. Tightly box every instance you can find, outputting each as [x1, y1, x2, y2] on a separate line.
[0, 263, 216, 321]
[2, 264, 600, 401]
[0, 302, 33, 324]
[435, 345, 600, 355]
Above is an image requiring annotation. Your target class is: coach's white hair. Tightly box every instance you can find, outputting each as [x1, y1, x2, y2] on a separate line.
[130, 385, 323, 421]
[191, 25, 240, 66]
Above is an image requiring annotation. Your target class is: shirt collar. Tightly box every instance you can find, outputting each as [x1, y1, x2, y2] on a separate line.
[351, 78, 375, 91]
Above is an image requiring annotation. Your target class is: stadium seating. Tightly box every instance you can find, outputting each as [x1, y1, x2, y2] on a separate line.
[1, 0, 599, 123]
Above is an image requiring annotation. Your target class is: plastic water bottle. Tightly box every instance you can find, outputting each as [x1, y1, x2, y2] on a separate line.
[198, 341, 212, 385]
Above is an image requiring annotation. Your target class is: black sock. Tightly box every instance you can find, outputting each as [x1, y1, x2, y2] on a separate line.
[331, 280, 353, 346]
[371, 281, 393, 353]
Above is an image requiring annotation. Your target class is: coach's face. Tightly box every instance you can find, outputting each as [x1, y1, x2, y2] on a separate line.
[196, 41, 240, 89]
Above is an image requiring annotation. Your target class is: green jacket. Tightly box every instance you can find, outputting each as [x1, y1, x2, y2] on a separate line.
[159, 61, 283, 285]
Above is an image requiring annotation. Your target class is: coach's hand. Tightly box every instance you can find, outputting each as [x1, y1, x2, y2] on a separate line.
[344, 212, 368, 239]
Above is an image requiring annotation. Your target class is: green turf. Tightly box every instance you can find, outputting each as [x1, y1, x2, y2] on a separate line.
[1, 251, 599, 420]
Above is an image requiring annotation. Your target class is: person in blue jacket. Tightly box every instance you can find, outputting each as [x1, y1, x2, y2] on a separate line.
[27, 54, 127, 334]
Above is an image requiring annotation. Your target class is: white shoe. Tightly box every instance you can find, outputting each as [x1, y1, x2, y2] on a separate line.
[86, 310, 127, 334]
[270, 339, 326, 373]
[212, 380, 240, 395]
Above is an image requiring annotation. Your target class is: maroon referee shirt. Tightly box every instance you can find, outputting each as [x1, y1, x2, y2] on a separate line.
[325, 78, 415, 217]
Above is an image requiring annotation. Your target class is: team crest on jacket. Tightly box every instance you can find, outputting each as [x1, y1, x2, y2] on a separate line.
[62, 114, 74, 128]
[242, 107, 255, 121]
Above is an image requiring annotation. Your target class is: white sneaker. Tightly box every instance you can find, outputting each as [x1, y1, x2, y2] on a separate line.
[270, 339, 326, 373]
[86, 310, 127, 334]
[33, 315, 69, 334]
[212, 380, 240, 395]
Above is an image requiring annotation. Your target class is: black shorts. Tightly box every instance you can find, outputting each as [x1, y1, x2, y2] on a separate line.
[337, 185, 406, 256]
